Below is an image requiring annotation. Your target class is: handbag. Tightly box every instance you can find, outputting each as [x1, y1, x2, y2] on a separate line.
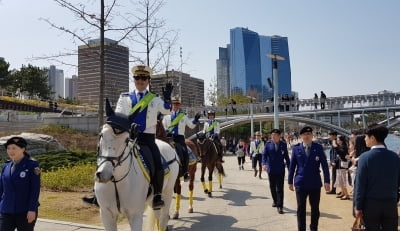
[351, 216, 366, 231]
[340, 159, 350, 169]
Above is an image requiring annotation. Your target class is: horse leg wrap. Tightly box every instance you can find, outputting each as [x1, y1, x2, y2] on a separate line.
[175, 194, 181, 211]
[208, 181, 213, 192]
[219, 173, 223, 185]
[201, 181, 207, 191]
[189, 190, 194, 206]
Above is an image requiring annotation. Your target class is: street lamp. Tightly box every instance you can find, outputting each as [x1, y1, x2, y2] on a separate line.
[247, 96, 256, 137]
[267, 53, 285, 129]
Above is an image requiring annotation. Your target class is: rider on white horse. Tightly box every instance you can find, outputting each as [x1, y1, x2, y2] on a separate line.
[83, 65, 173, 210]
[162, 96, 201, 181]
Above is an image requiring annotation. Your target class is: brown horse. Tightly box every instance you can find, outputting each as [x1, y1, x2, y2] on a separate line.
[155, 120, 199, 219]
[196, 132, 225, 198]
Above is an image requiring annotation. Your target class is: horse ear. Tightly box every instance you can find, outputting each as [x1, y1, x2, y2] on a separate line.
[105, 98, 115, 117]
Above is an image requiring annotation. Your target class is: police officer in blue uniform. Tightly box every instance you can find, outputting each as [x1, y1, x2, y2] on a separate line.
[0, 137, 41, 231]
[288, 126, 330, 231]
[262, 129, 290, 214]
[115, 65, 173, 209]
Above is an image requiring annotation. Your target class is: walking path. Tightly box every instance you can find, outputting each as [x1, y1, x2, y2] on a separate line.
[36, 152, 393, 231]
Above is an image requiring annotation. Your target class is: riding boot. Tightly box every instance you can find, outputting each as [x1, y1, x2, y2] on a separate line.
[152, 170, 165, 210]
[182, 151, 190, 182]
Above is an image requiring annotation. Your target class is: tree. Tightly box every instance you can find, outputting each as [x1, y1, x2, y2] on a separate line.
[8, 65, 51, 99]
[38, 0, 179, 130]
[0, 58, 11, 89]
[206, 76, 217, 106]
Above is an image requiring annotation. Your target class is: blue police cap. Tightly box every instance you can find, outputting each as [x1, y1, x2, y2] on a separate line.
[299, 126, 313, 135]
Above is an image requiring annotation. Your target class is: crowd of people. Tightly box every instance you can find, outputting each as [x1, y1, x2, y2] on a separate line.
[224, 123, 400, 231]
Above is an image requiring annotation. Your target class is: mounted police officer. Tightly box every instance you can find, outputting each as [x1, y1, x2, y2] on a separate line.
[114, 65, 173, 210]
[83, 65, 173, 210]
[162, 96, 200, 181]
[288, 126, 330, 231]
[203, 110, 224, 162]
[0, 137, 41, 231]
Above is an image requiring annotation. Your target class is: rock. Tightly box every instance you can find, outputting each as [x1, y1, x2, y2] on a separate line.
[0, 132, 66, 156]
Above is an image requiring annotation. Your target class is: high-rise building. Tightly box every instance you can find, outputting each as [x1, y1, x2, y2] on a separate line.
[151, 70, 204, 107]
[216, 46, 230, 97]
[48, 65, 65, 98]
[77, 38, 129, 106]
[217, 27, 291, 102]
[65, 75, 78, 99]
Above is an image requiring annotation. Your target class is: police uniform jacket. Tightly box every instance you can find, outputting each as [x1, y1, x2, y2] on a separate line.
[288, 142, 330, 190]
[203, 120, 220, 136]
[0, 156, 40, 214]
[250, 140, 264, 156]
[116, 91, 171, 134]
[262, 140, 290, 174]
[162, 109, 197, 136]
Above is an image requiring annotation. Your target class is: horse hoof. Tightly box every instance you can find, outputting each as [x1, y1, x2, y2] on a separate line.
[208, 192, 212, 198]
[219, 185, 222, 189]
[172, 211, 179, 219]
[204, 189, 209, 194]
[188, 208, 193, 213]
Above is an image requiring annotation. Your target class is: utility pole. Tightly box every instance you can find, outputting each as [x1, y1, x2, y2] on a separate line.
[179, 46, 182, 100]
[267, 54, 285, 129]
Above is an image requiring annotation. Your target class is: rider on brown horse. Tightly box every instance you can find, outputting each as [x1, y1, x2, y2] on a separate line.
[203, 110, 224, 162]
[162, 96, 200, 181]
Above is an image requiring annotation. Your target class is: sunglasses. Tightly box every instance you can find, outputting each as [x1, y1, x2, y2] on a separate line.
[133, 75, 149, 81]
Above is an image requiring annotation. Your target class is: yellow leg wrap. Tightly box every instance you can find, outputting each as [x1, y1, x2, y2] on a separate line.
[175, 194, 181, 211]
[208, 181, 213, 192]
[189, 190, 194, 206]
[219, 173, 223, 185]
[156, 219, 160, 231]
[201, 181, 207, 191]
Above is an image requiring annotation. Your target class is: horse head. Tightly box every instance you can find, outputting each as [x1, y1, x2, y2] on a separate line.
[196, 132, 214, 158]
[95, 99, 138, 183]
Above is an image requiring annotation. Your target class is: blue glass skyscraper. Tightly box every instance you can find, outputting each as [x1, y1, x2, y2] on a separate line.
[225, 27, 291, 102]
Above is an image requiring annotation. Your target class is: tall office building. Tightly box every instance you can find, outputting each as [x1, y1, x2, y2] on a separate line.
[151, 70, 204, 107]
[48, 65, 65, 98]
[217, 27, 291, 102]
[65, 75, 78, 99]
[216, 46, 230, 97]
[78, 38, 129, 106]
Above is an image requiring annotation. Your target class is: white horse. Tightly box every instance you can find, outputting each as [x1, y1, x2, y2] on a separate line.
[94, 100, 179, 231]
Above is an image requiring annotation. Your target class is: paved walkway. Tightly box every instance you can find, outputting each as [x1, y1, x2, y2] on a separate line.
[35, 152, 391, 231]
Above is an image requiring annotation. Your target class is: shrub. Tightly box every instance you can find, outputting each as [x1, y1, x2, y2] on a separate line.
[41, 163, 96, 192]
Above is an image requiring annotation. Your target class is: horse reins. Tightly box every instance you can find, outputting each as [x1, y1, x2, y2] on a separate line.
[97, 134, 136, 212]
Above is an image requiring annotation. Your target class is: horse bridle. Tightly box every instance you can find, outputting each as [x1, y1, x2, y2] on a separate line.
[96, 133, 136, 183]
[96, 128, 138, 212]
[196, 138, 214, 157]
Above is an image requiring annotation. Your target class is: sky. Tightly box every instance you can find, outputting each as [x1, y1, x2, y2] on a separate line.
[1, 0, 400, 100]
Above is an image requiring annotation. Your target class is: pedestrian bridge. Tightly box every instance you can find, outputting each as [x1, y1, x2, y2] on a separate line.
[202, 104, 400, 136]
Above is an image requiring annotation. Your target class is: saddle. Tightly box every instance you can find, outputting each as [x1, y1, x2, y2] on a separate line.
[134, 144, 171, 183]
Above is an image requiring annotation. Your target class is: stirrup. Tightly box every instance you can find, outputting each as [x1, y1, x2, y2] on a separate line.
[152, 196, 165, 210]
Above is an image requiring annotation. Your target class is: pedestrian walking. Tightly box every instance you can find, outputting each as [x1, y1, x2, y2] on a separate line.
[262, 129, 290, 214]
[236, 139, 246, 170]
[326, 131, 338, 195]
[250, 131, 264, 179]
[354, 125, 400, 230]
[288, 126, 330, 231]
